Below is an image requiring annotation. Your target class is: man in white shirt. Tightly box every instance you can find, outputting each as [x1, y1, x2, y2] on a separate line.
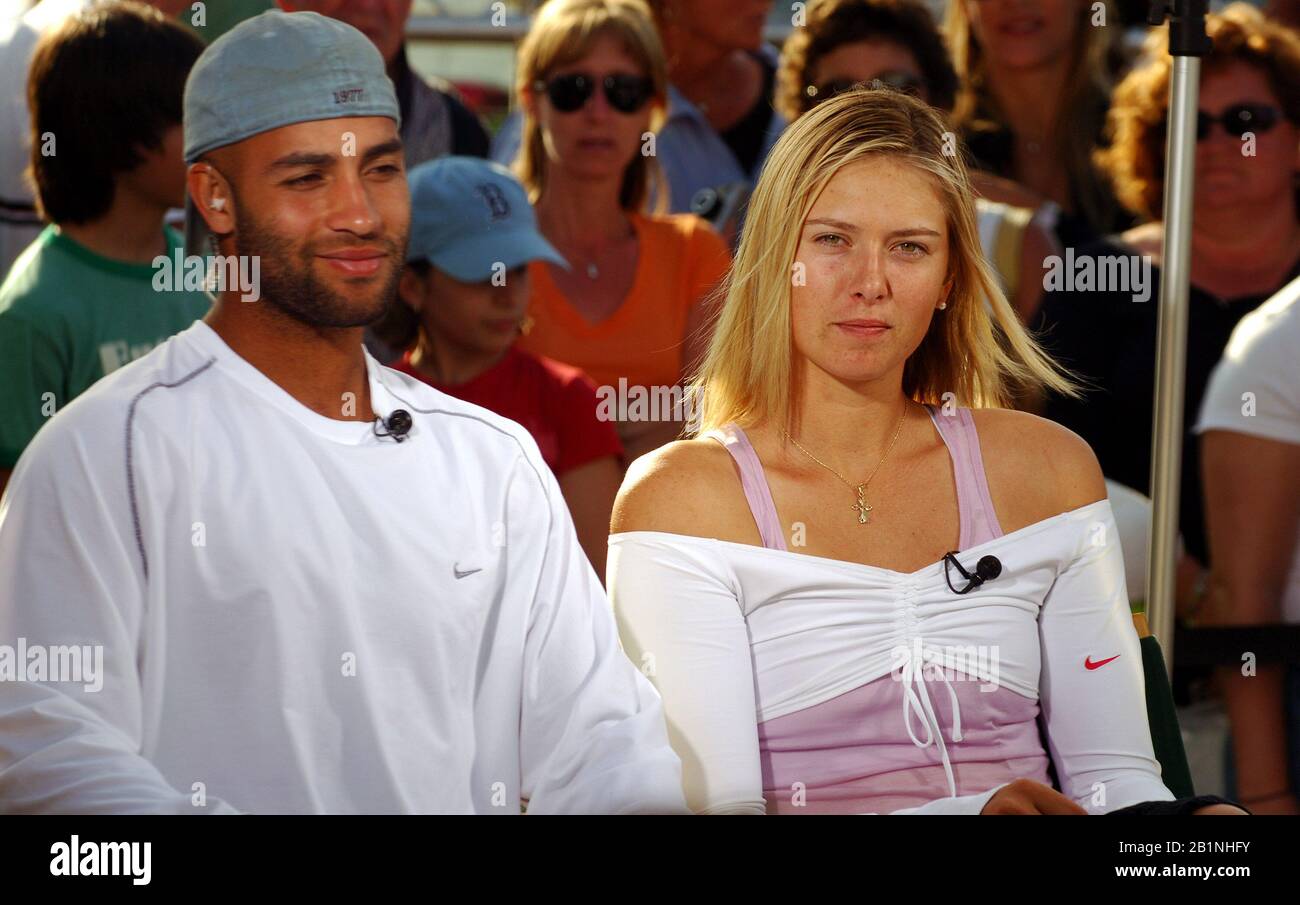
[0, 9, 686, 814]
[1196, 276, 1300, 814]
[1197, 274, 1300, 624]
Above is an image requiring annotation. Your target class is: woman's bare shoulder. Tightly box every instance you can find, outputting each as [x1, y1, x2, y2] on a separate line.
[610, 437, 757, 541]
[969, 408, 1108, 526]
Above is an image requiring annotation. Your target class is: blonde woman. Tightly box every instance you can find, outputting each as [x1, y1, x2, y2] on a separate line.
[944, 0, 1127, 248]
[608, 90, 1245, 815]
[511, 0, 732, 462]
[774, 0, 1060, 323]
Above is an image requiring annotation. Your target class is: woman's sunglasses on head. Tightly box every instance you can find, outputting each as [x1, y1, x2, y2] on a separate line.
[533, 72, 655, 114]
[805, 72, 925, 105]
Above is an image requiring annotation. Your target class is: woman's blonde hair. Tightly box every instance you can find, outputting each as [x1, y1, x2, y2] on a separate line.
[512, 0, 669, 212]
[690, 88, 1078, 434]
[943, 0, 1122, 233]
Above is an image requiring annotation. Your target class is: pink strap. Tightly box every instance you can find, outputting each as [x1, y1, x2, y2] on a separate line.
[706, 408, 1002, 553]
[703, 425, 788, 551]
[925, 406, 1004, 549]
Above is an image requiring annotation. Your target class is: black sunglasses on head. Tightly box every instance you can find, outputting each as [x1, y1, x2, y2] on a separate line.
[806, 72, 925, 104]
[1160, 103, 1282, 140]
[533, 72, 654, 114]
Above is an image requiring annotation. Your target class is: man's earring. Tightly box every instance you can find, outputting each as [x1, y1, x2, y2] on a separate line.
[210, 197, 226, 211]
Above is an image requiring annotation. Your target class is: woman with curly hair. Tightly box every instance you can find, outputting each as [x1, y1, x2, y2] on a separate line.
[1036, 3, 1300, 611]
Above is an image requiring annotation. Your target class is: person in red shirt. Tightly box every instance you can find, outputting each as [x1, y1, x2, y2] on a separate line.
[376, 156, 623, 578]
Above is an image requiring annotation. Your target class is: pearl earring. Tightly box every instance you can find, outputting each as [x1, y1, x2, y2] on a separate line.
[937, 301, 947, 310]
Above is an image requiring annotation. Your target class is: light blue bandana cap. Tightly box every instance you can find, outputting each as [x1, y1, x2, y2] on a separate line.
[183, 9, 401, 163]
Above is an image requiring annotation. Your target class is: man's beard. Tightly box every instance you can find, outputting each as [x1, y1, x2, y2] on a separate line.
[232, 207, 405, 329]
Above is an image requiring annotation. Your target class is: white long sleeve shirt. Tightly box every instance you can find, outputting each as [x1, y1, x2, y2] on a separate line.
[609, 500, 1175, 814]
[0, 321, 686, 814]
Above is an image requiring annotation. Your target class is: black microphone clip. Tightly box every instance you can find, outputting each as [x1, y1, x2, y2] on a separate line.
[373, 408, 413, 443]
[942, 551, 1003, 595]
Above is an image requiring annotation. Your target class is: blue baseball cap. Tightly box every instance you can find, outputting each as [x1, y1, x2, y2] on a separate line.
[183, 9, 400, 163]
[406, 157, 568, 283]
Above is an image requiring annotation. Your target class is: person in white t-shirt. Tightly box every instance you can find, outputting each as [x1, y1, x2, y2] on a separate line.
[1196, 275, 1300, 815]
[0, 9, 686, 815]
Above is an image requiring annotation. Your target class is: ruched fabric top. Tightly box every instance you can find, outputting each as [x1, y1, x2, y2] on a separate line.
[609, 406, 1174, 814]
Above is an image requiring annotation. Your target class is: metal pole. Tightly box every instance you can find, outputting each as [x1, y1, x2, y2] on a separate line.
[1145, 1, 1212, 673]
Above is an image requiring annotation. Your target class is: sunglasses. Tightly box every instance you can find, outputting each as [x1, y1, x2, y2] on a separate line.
[1160, 103, 1282, 140]
[806, 72, 925, 104]
[533, 72, 655, 114]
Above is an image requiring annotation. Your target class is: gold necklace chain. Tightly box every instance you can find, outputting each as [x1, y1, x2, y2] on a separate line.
[781, 402, 911, 525]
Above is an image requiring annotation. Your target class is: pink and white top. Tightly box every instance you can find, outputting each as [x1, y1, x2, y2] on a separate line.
[609, 405, 1174, 814]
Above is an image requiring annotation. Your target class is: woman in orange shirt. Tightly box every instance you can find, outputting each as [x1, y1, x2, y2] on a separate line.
[509, 0, 733, 462]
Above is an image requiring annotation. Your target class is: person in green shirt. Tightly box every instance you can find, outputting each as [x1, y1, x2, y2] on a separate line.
[0, 3, 211, 495]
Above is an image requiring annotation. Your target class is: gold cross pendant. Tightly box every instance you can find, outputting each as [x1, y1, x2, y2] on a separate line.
[854, 484, 872, 525]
